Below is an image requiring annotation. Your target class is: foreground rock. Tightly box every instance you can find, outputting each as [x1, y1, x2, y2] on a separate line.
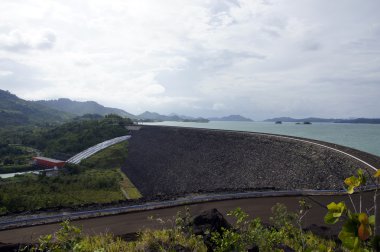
[189, 208, 231, 251]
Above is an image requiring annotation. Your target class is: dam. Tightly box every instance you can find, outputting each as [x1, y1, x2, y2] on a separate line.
[123, 126, 378, 198]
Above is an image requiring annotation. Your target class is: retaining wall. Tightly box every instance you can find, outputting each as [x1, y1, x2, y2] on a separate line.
[124, 126, 378, 198]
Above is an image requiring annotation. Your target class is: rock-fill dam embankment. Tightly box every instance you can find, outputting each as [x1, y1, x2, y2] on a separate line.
[123, 126, 378, 198]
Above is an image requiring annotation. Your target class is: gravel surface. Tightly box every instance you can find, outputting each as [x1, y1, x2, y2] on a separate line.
[124, 126, 378, 198]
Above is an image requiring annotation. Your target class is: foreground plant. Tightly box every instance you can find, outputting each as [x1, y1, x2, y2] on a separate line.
[212, 204, 336, 252]
[324, 168, 379, 251]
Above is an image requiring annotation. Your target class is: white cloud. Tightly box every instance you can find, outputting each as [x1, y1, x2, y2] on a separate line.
[0, 0, 379, 119]
[0, 70, 12, 77]
[212, 103, 226, 111]
[0, 30, 56, 52]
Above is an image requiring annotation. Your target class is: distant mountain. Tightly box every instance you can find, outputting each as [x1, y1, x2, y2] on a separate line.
[138, 111, 209, 122]
[334, 118, 380, 124]
[265, 117, 380, 124]
[0, 89, 73, 127]
[36, 98, 137, 119]
[208, 115, 253, 122]
[264, 117, 335, 123]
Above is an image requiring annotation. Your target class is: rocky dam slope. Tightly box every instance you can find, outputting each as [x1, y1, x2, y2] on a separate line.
[124, 126, 377, 198]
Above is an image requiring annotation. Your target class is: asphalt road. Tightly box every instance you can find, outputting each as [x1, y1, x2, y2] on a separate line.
[0, 191, 374, 244]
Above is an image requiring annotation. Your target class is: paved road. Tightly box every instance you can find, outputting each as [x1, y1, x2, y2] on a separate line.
[66, 135, 131, 164]
[0, 189, 357, 228]
[0, 191, 374, 244]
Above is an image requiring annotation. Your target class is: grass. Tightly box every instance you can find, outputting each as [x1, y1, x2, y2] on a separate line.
[119, 169, 142, 199]
[80, 141, 129, 169]
[0, 168, 125, 213]
[80, 141, 142, 199]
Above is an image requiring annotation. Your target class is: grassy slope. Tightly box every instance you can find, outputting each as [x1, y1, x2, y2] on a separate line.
[80, 141, 142, 199]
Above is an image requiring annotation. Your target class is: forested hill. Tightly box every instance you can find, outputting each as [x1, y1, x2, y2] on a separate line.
[36, 98, 137, 119]
[0, 90, 73, 127]
[22, 114, 132, 160]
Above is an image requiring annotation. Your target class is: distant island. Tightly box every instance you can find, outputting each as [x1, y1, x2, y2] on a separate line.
[208, 115, 253, 122]
[138, 111, 209, 123]
[265, 117, 380, 124]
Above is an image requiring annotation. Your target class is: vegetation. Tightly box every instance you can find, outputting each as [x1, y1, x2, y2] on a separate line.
[211, 204, 336, 252]
[0, 89, 73, 127]
[0, 114, 132, 170]
[0, 140, 138, 214]
[119, 171, 142, 199]
[0, 168, 125, 213]
[0, 144, 37, 173]
[80, 141, 142, 199]
[25, 114, 132, 159]
[17, 168, 380, 251]
[324, 168, 380, 251]
[23, 203, 340, 252]
[36, 98, 137, 118]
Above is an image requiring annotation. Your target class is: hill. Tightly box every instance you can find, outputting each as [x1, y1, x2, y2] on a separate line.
[265, 117, 380, 124]
[208, 115, 253, 122]
[264, 117, 334, 123]
[334, 118, 380, 124]
[24, 114, 132, 160]
[138, 111, 208, 122]
[36, 98, 137, 119]
[0, 89, 73, 127]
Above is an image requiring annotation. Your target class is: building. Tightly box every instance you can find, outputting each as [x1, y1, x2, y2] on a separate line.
[32, 157, 66, 169]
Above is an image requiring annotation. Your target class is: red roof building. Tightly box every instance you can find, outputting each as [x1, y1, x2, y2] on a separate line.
[32, 157, 66, 169]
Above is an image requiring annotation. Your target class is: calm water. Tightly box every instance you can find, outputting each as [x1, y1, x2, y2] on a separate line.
[145, 121, 380, 157]
[0, 170, 41, 179]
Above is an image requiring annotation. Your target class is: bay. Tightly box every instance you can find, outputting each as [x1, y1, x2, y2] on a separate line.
[145, 121, 380, 157]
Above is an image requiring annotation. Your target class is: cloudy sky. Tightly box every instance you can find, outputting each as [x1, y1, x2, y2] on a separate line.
[0, 0, 379, 120]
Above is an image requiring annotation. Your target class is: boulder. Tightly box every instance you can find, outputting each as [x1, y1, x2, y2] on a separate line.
[191, 208, 231, 235]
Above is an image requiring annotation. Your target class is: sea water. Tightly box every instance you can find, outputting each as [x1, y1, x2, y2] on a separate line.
[145, 121, 380, 157]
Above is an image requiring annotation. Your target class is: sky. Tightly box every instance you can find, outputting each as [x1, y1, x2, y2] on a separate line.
[0, 0, 379, 120]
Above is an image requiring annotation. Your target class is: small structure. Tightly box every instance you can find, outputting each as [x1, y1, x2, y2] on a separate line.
[32, 157, 66, 169]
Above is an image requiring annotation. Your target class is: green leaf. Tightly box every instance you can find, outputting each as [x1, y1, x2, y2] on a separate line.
[369, 215, 375, 226]
[339, 230, 360, 249]
[357, 169, 364, 177]
[374, 170, 380, 178]
[324, 202, 346, 224]
[344, 176, 360, 194]
[325, 212, 339, 224]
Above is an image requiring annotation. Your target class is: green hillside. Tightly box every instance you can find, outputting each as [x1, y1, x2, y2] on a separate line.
[22, 114, 132, 159]
[36, 98, 137, 119]
[0, 90, 73, 127]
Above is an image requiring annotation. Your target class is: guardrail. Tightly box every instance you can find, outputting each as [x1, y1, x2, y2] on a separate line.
[66, 135, 131, 164]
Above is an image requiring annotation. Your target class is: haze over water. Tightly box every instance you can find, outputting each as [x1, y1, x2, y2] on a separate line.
[146, 121, 380, 157]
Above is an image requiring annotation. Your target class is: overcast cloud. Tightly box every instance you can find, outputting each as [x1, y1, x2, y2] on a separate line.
[0, 0, 379, 120]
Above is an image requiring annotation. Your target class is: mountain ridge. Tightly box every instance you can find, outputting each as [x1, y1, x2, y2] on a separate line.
[138, 111, 208, 122]
[0, 89, 73, 126]
[208, 115, 253, 122]
[36, 98, 137, 119]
